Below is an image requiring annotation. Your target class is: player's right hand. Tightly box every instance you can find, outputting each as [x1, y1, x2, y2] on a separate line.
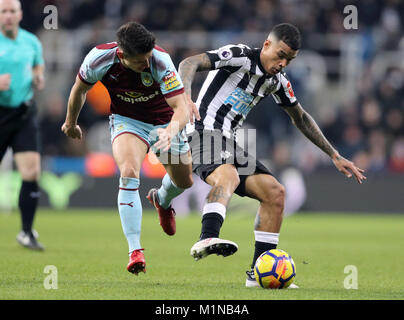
[0, 74, 11, 91]
[61, 122, 83, 139]
[153, 127, 172, 152]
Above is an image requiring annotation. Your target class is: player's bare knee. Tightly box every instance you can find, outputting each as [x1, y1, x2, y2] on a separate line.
[262, 180, 285, 209]
[271, 183, 286, 211]
[276, 183, 286, 206]
[119, 163, 140, 179]
[21, 170, 40, 182]
[19, 165, 40, 181]
[208, 165, 240, 192]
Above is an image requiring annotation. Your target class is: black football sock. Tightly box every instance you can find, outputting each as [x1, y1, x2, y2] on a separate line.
[19, 181, 40, 233]
[250, 241, 277, 269]
[199, 212, 224, 240]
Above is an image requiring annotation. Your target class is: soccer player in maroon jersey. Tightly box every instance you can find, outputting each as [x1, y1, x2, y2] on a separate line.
[62, 22, 195, 275]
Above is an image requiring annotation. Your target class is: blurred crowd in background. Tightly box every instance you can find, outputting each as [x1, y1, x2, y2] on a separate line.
[19, 0, 404, 177]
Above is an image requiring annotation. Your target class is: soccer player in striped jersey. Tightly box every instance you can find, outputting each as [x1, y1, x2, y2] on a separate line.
[62, 22, 194, 275]
[179, 23, 366, 287]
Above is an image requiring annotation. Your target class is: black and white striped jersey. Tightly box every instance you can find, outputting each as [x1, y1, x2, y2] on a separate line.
[188, 44, 298, 137]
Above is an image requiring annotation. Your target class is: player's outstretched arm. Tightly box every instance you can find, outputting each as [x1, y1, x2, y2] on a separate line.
[284, 103, 366, 184]
[178, 53, 213, 123]
[179, 53, 212, 97]
[61, 76, 93, 139]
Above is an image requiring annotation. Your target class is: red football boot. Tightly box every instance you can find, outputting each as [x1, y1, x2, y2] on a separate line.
[127, 249, 146, 275]
[146, 188, 176, 236]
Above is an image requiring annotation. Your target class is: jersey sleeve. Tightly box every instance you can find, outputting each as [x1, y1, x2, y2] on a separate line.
[151, 48, 184, 98]
[78, 47, 113, 85]
[206, 44, 249, 70]
[271, 72, 298, 107]
[32, 37, 44, 67]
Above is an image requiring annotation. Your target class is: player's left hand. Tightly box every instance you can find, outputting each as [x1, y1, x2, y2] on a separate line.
[154, 127, 172, 152]
[332, 153, 366, 184]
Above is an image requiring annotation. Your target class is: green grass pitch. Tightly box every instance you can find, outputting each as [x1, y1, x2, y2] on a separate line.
[0, 209, 403, 300]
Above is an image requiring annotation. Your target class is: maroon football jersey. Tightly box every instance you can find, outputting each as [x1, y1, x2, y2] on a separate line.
[78, 42, 184, 125]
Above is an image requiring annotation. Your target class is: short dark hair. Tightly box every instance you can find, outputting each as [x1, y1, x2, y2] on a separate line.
[116, 22, 156, 56]
[271, 23, 301, 51]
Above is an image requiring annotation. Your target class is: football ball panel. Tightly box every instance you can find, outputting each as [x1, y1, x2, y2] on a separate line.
[253, 249, 296, 289]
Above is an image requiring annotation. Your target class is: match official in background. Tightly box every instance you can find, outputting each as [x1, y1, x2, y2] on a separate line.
[0, 0, 45, 250]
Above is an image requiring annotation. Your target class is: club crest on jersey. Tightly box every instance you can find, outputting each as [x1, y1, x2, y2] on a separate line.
[218, 48, 233, 61]
[141, 72, 154, 87]
[264, 77, 279, 95]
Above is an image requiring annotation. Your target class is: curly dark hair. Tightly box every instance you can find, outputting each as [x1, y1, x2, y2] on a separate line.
[116, 22, 156, 56]
[271, 23, 301, 51]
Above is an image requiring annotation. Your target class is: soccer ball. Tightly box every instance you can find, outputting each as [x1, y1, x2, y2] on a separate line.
[253, 249, 296, 289]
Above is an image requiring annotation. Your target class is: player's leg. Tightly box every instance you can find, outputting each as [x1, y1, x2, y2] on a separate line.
[242, 173, 291, 287]
[112, 132, 148, 274]
[155, 151, 193, 209]
[147, 151, 193, 235]
[186, 130, 240, 259]
[14, 151, 43, 250]
[202, 164, 239, 238]
[244, 173, 285, 262]
[163, 157, 194, 201]
[11, 106, 43, 250]
[146, 151, 193, 235]
[147, 129, 193, 235]
[190, 163, 240, 260]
